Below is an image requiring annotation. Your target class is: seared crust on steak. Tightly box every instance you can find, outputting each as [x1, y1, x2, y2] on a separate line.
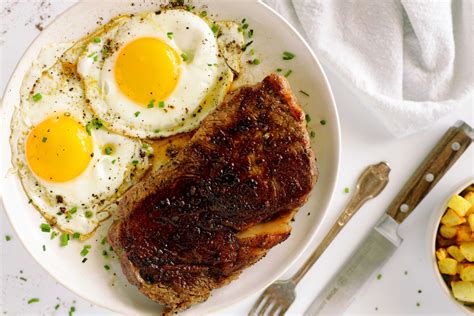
[108, 74, 318, 313]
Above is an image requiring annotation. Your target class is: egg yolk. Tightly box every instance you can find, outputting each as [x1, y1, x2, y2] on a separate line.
[114, 37, 181, 106]
[26, 114, 93, 182]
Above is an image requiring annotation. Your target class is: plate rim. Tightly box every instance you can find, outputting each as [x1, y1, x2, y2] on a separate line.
[0, 0, 341, 313]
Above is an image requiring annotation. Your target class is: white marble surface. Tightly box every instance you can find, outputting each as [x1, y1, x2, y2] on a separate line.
[1, 1, 472, 315]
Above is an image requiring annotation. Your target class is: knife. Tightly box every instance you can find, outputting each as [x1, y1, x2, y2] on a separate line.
[306, 121, 474, 315]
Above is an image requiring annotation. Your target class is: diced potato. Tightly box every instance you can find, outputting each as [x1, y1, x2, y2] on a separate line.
[438, 258, 458, 275]
[457, 225, 474, 242]
[448, 246, 466, 262]
[437, 235, 457, 247]
[448, 195, 472, 217]
[441, 209, 466, 227]
[440, 225, 458, 239]
[436, 248, 448, 260]
[461, 265, 474, 281]
[451, 281, 474, 302]
[458, 264, 464, 274]
[468, 214, 474, 232]
[464, 191, 474, 205]
[460, 242, 474, 262]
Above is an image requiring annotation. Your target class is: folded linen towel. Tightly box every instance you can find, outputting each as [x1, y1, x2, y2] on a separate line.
[266, 0, 473, 137]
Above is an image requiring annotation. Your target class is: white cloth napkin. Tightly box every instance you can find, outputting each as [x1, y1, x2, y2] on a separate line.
[265, 0, 473, 137]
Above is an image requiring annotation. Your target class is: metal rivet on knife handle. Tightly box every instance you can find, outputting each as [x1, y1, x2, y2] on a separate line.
[386, 121, 473, 224]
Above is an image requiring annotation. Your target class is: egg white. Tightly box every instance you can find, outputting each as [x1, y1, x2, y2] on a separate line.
[77, 10, 243, 138]
[10, 44, 152, 236]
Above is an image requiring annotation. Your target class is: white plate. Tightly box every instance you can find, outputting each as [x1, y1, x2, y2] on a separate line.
[0, 0, 340, 314]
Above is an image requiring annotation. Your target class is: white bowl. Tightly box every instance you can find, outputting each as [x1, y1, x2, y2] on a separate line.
[428, 179, 474, 314]
[0, 0, 340, 314]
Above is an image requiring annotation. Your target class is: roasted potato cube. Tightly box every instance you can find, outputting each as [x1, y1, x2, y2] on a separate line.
[436, 248, 448, 260]
[437, 235, 457, 247]
[441, 209, 466, 226]
[461, 265, 474, 281]
[438, 258, 458, 275]
[468, 214, 474, 231]
[448, 195, 472, 217]
[448, 246, 466, 262]
[451, 281, 474, 302]
[464, 191, 474, 205]
[457, 225, 474, 242]
[460, 242, 474, 262]
[440, 225, 458, 239]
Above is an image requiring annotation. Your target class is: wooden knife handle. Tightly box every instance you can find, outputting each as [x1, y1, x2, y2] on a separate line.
[386, 121, 473, 223]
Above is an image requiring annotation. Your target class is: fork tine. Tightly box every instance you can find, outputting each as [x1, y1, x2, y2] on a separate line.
[257, 297, 274, 316]
[267, 303, 282, 316]
[278, 304, 290, 316]
[248, 293, 268, 316]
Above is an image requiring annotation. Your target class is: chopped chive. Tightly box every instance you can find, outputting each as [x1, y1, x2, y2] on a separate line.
[158, 101, 165, 108]
[147, 99, 155, 108]
[5, 235, 11, 241]
[111, 159, 116, 164]
[55, 304, 60, 310]
[154, 129, 160, 133]
[305, 114, 311, 123]
[416, 302, 420, 307]
[85, 123, 92, 135]
[252, 59, 261, 65]
[167, 32, 173, 39]
[80, 245, 91, 257]
[60, 234, 69, 247]
[132, 160, 139, 166]
[93, 55, 99, 62]
[142, 143, 149, 149]
[69, 207, 78, 214]
[50, 231, 58, 240]
[42, 244, 46, 252]
[101, 237, 107, 245]
[299, 90, 310, 97]
[41, 137, 47, 143]
[85, 211, 93, 218]
[186, 4, 194, 11]
[93, 37, 101, 43]
[200, 11, 207, 17]
[102, 250, 108, 257]
[32, 93, 42, 102]
[242, 23, 249, 30]
[104, 264, 110, 270]
[72, 232, 80, 239]
[320, 119, 327, 125]
[181, 52, 189, 62]
[19, 277, 27, 281]
[134, 111, 140, 117]
[249, 48, 255, 55]
[91, 118, 103, 129]
[65, 213, 72, 220]
[248, 29, 254, 38]
[27, 298, 40, 304]
[211, 24, 219, 34]
[69, 306, 75, 316]
[40, 223, 51, 232]
[404, 270, 408, 275]
[310, 131, 316, 138]
[284, 69, 293, 77]
[87, 52, 95, 58]
[276, 68, 282, 72]
[241, 18, 247, 24]
[344, 187, 350, 193]
[377, 274, 382, 280]
[241, 40, 253, 52]
[104, 146, 113, 155]
[282, 51, 295, 60]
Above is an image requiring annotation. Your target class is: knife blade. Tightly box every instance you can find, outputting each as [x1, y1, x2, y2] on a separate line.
[305, 121, 473, 315]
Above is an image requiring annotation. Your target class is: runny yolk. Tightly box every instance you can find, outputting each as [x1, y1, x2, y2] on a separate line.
[114, 37, 181, 107]
[26, 114, 93, 182]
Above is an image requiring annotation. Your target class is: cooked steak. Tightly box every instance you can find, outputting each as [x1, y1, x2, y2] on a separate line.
[108, 74, 318, 313]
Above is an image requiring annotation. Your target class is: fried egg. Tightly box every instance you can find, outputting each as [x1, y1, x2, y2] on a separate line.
[77, 9, 243, 138]
[10, 44, 152, 237]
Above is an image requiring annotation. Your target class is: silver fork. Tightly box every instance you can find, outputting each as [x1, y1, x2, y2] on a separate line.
[248, 162, 391, 316]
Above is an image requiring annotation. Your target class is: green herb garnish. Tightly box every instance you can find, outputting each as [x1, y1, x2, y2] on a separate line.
[50, 231, 58, 240]
[111, 159, 116, 164]
[101, 237, 107, 245]
[93, 37, 101, 43]
[154, 129, 160, 133]
[241, 41, 253, 52]
[276, 68, 282, 72]
[27, 298, 40, 304]
[32, 93, 42, 102]
[252, 59, 261, 65]
[211, 24, 219, 34]
[376, 274, 382, 280]
[344, 187, 350, 193]
[42, 245, 46, 252]
[72, 232, 80, 239]
[69, 306, 75, 316]
[80, 245, 91, 257]
[320, 119, 327, 125]
[282, 51, 295, 60]
[60, 233, 69, 247]
[85, 211, 93, 218]
[102, 250, 108, 257]
[55, 304, 60, 310]
[200, 11, 207, 17]
[69, 207, 78, 214]
[248, 29, 254, 38]
[147, 99, 155, 108]
[158, 101, 165, 108]
[305, 114, 311, 123]
[104, 146, 113, 155]
[167, 32, 173, 39]
[284, 69, 292, 77]
[5, 235, 11, 241]
[181, 52, 189, 62]
[104, 264, 110, 270]
[132, 160, 139, 166]
[134, 111, 140, 117]
[310, 131, 316, 138]
[40, 223, 51, 232]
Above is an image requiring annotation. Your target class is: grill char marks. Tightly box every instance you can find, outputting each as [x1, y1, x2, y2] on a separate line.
[108, 74, 318, 313]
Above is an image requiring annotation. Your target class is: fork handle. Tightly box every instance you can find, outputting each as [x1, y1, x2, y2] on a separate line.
[290, 162, 390, 284]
